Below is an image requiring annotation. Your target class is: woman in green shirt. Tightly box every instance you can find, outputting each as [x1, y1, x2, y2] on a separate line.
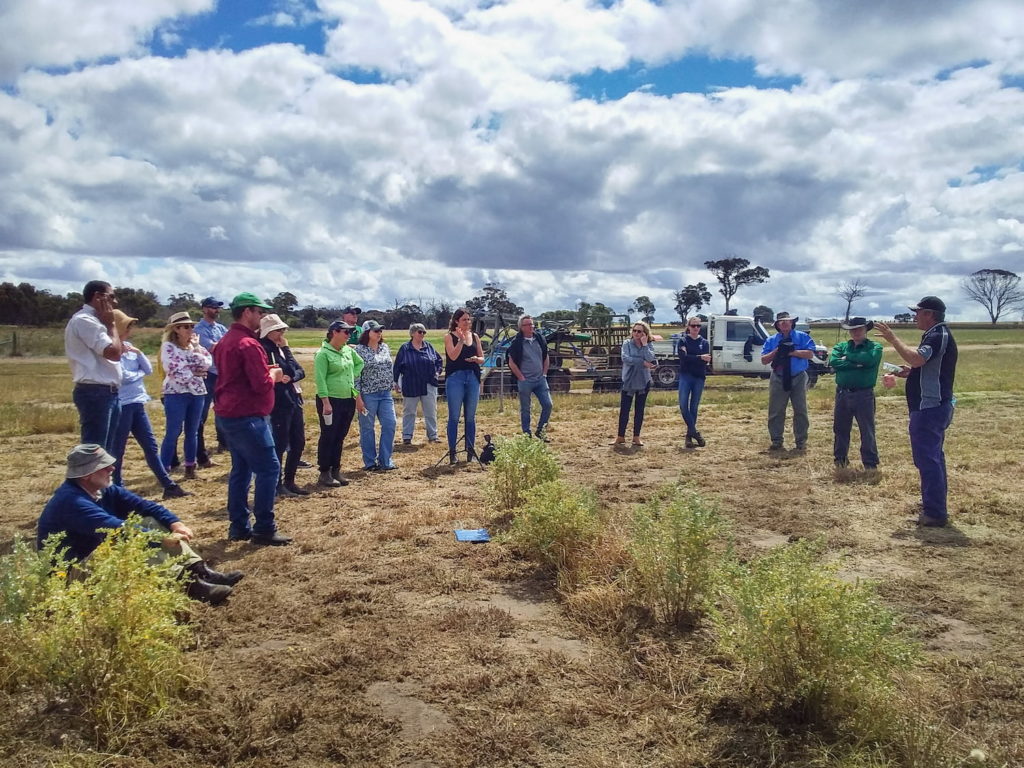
[313, 321, 365, 487]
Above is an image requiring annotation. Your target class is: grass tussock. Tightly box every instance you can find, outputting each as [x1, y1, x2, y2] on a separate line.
[0, 520, 196, 746]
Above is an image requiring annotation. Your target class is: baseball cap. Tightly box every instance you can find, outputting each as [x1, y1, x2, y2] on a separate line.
[229, 292, 273, 311]
[909, 296, 945, 313]
[200, 296, 224, 308]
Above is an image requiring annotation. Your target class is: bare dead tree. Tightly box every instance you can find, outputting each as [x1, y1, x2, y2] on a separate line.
[962, 269, 1024, 324]
[837, 279, 869, 321]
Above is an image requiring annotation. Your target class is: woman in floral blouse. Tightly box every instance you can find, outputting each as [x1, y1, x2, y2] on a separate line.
[354, 319, 398, 471]
[158, 311, 212, 480]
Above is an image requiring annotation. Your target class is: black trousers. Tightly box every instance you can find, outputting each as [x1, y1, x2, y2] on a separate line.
[316, 397, 355, 472]
[618, 387, 650, 438]
[271, 403, 306, 484]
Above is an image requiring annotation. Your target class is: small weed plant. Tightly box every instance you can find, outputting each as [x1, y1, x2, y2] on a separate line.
[712, 539, 917, 724]
[505, 479, 601, 575]
[0, 518, 195, 744]
[487, 433, 560, 513]
[626, 484, 728, 626]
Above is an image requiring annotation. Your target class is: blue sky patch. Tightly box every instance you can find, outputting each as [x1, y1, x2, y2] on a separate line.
[154, 0, 327, 57]
[571, 54, 801, 101]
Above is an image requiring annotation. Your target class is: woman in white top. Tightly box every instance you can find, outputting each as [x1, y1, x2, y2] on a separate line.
[158, 311, 212, 480]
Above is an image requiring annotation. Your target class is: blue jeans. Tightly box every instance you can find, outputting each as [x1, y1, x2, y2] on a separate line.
[216, 415, 280, 538]
[112, 403, 175, 488]
[73, 383, 121, 452]
[358, 390, 397, 469]
[909, 403, 954, 523]
[196, 372, 226, 461]
[445, 369, 480, 453]
[160, 393, 204, 468]
[677, 373, 706, 436]
[517, 377, 552, 435]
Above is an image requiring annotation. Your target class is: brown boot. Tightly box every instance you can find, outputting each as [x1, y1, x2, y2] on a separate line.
[184, 465, 197, 480]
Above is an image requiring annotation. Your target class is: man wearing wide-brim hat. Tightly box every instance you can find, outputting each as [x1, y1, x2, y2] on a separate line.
[829, 317, 883, 471]
[875, 296, 959, 527]
[212, 293, 293, 546]
[760, 311, 818, 451]
[37, 444, 244, 604]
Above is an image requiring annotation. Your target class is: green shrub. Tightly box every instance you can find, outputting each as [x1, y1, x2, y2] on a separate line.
[487, 433, 560, 513]
[626, 484, 728, 626]
[0, 518, 196, 744]
[712, 539, 917, 724]
[505, 479, 601, 574]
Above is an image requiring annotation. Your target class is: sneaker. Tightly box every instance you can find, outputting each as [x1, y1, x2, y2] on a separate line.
[163, 483, 190, 500]
[252, 531, 293, 546]
[380, 464, 398, 471]
[296, 459, 313, 469]
[535, 428, 551, 443]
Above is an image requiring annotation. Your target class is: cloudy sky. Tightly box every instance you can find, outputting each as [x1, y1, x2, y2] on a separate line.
[2, 0, 1023, 322]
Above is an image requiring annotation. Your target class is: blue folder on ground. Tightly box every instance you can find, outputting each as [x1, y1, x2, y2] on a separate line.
[454, 528, 490, 543]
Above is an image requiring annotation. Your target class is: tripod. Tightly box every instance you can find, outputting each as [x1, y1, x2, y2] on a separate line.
[433, 433, 478, 467]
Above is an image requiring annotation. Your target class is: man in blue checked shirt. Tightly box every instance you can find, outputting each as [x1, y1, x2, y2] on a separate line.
[761, 311, 817, 452]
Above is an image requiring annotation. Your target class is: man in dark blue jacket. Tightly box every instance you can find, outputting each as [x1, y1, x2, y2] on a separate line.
[37, 444, 244, 603]
[507, 315, 552, 440]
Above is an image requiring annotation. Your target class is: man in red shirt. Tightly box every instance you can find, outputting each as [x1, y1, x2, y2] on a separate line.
[214, 293, 292, 545]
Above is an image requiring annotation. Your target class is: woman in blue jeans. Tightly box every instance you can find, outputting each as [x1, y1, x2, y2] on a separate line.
[158, 311, 211, 481]
[353, 319, 398, 471]
[109, 310, 189, 500]
[677, 316, 711, 448]
[444, 308, 485, 464]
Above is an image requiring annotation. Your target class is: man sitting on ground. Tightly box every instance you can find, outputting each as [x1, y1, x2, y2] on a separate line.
[37, 444, 244, 604]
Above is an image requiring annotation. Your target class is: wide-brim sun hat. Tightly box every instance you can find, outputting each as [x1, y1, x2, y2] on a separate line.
[840, 316, 874, 331]
[66, 443, 117, 479]
[259, 313, 289, 338]
[167, 311, 194, 326]
[773, 311, 798, 330]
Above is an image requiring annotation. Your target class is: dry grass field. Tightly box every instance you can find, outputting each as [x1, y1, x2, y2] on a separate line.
[1, 331, 1022, 767]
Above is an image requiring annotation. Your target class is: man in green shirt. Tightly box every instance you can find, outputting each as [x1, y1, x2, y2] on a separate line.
[829, 317, 883, 470]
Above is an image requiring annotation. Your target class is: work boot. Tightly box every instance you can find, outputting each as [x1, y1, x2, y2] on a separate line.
[330, 468, 350, 487]
[186, 578, 232, 605]
[284, 481, 310, 495]
[467, 445, 478, 463]
[449, 449, 458, 466]
[318, 471, 341, 488]
[685, 434, 695, 449]
[183, 465, 197, 480]
[163, 483, 190, 500]
[188, 561, 244, 586]
[277, 483, 297, 498]
[693, 432, 706, 447]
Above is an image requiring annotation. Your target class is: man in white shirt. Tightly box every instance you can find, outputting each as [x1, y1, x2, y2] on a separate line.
[64, 281, 124, 451]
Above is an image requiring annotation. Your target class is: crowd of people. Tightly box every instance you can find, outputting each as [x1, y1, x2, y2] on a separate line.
[46, 282, 959, 604]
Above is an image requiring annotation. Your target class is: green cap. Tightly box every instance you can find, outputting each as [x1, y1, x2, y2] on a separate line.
[229, 292, 273, 311]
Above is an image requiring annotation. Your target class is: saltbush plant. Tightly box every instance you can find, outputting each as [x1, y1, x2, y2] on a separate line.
[487, 433, 560, 513]
[504, 479, 601, 576]
[626, 484, 728, 626]
[712, 539, 918, 724]
[0, 518, 195, 744]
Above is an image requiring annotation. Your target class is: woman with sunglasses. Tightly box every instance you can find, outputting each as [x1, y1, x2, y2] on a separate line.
[614, 321, 657, 447]
[353, 319, 398, 471]
[394, 322, 443, 444]
[314, 320, 364, 487]
[444, 308, 485, 464]
[678, 317, 711, 448]
[158, 311, 212, 479]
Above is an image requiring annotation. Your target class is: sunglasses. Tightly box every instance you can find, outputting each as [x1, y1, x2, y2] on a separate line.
[632, 329, 646, 334]
[688, 324, 701, 328]
[414, 330, 426, 334]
